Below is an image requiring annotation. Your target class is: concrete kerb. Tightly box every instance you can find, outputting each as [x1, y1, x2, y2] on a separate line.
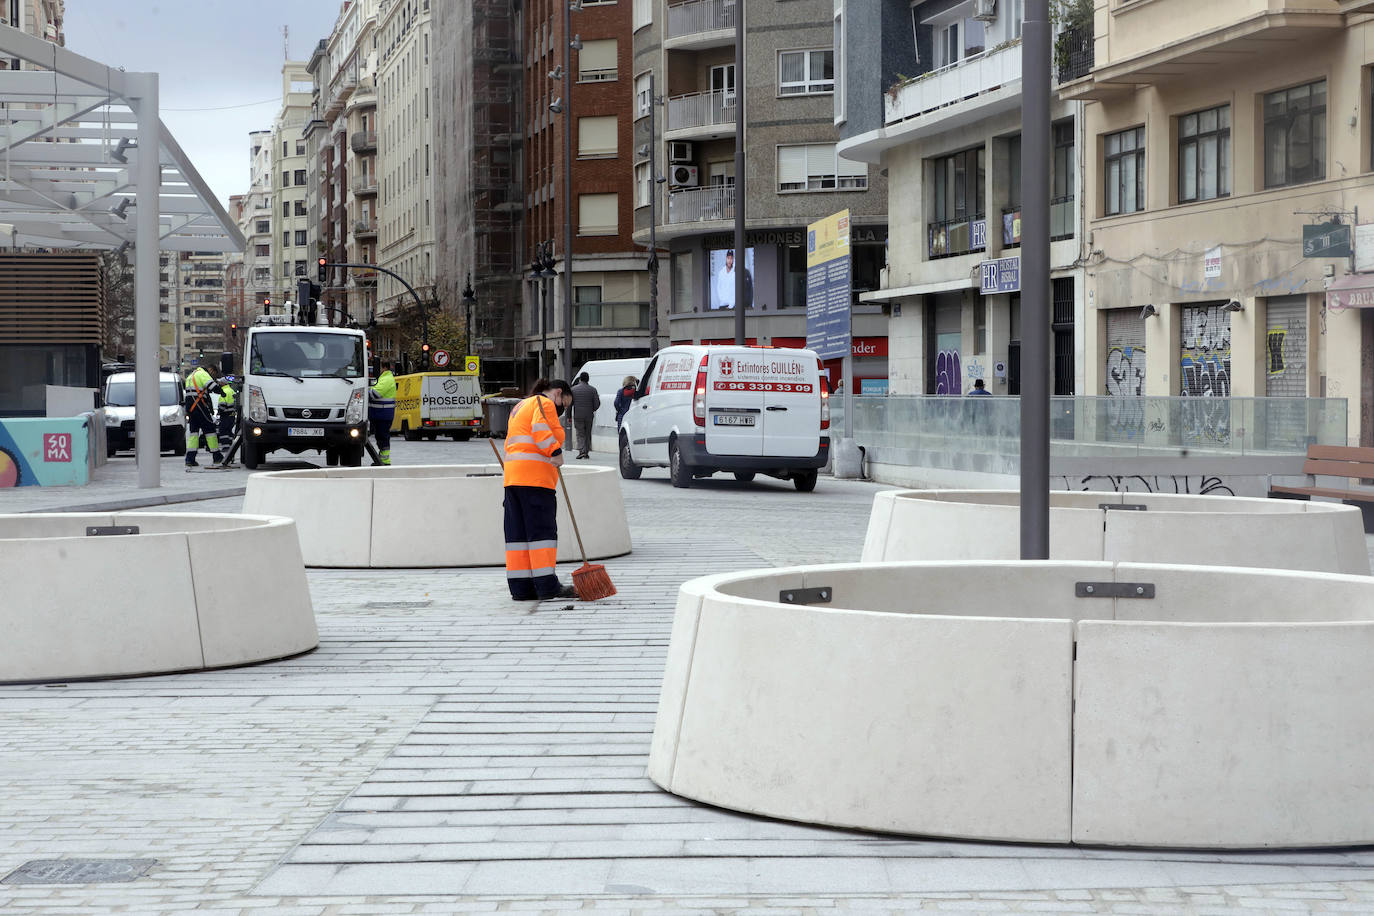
[649, 560, 1374, 849]
[0, 511, 317, 683]
[23, 486, 247, 514]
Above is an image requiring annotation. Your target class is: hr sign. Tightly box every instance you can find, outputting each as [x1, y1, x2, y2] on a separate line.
[980, 256, 1021, 295]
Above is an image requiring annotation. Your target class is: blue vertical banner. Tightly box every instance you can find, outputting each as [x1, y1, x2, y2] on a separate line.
[805, 209, 852, 361]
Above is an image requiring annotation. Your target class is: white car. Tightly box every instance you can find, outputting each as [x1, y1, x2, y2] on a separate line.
[618, 345, 830, 491]
[102, 371, 186, 456]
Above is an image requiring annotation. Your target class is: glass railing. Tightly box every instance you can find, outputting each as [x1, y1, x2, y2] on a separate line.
[828, 395, 1347, 469]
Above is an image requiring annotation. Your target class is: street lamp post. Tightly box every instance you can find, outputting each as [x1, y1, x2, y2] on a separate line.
[732, 0, 746, 345]
[645, 72, 663, 354]
[1020, 0, 1051, 560]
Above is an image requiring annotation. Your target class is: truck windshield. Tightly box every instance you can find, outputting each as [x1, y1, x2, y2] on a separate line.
[250, 333, 365, 378]
[105, 380, 177, 407]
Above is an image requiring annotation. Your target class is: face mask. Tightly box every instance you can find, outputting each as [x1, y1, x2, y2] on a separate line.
[555, 401, 567, 417]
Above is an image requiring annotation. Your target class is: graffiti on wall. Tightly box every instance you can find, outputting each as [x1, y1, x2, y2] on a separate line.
[1179, 304, 1232, 444]
[935, 349, 962, 395]
[1056, 475, 1237, 496]
[1103, 346, 1146, 438]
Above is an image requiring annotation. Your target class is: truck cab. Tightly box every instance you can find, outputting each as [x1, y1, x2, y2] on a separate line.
[240, 319, 370, 469]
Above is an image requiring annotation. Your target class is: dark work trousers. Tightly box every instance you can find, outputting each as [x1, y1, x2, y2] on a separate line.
[503, 485, 560, 600]
[368, 406, 394, 457]
[217, 408, 237, 444]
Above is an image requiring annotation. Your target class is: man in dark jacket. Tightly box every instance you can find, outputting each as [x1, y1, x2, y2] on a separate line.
[569, 372, 601, 459]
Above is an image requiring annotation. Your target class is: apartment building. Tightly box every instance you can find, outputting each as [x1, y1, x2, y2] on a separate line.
[837, 0, 1085, 398]
[306, 0, 382, 331]
[524, 0, 653, 376]
[376, 0, 435, 328]
[632, 0, 889, 392]
[432, 0, 523, 387]
[0, 0, 63, 68]
[171, 251, 228, 368]
[240, 130, 275, 318]
[273, 63, 314, 315]
[1063, 0, 1374, 447]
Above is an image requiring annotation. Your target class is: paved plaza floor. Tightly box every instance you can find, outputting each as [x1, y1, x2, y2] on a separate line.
[5, 439, 1374, 914]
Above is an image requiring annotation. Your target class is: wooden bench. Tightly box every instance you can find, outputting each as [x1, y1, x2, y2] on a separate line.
[1269, 445, 1374, 531]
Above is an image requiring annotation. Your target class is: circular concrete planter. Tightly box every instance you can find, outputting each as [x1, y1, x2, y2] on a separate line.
[649, 561, 1374, 848]
[0, 512, 317, 684]
[242, 464, 632, 568]
[862, 490, 1371, 575]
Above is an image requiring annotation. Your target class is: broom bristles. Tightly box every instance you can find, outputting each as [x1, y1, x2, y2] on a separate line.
[572, 562, 616, 601]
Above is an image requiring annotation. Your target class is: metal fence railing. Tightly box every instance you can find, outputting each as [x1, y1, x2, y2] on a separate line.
[667, 89, 737, 132]
[666, 0, 737, 39]
[667, 185, 735, 224]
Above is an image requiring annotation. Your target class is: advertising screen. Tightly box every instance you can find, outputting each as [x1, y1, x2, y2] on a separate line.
[707, 247, 755, 310]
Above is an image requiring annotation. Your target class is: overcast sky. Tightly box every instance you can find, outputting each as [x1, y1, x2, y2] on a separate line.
[63, 0, 343, 209]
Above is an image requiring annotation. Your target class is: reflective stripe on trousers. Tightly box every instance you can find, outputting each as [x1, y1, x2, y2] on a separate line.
[503, 485, 560, 599]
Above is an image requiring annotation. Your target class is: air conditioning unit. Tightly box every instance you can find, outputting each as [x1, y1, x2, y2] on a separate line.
[972, 0, 996, 21]
[670, 165, 699, 188]
[668, 141, 693, 163]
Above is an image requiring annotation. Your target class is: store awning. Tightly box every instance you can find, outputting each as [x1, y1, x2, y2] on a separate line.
[1326, 273, 1374, 312]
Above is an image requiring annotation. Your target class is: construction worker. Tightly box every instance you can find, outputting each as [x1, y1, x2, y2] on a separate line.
[216, 376, 238, 447]
[183, 364, 225, 468]
[369, 358, 397, 466]
[503, 378, 576, 601]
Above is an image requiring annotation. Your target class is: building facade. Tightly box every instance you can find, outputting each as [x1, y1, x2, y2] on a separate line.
[240, 131, 275, 320]
[1064, 0, 1374, 447]
[632, 0, 889, 392]
[839, 0, 1086, 399]
[0, 0, 63, 69]
[273, 63, 314, 319]
[523, 0, 655, 377]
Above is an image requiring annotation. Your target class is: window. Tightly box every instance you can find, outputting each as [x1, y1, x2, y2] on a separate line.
[635, 72, 652, 118]
[1103, 126, 1144, 216]
[710, 64, 735, 103]
[574, 285, 603, 327]
[282, 231, 291, 247]
[294, 260, 307, 276]
[1264, 80, 1325, 188]
[295, 200, 308, 216]
[834, 3, 846, 124]
[634, 0, 652, 30]
[929, 146, 985, 257]
[1052, 120, 1074, 203]
[282, 171, 289, 188]
[255, 220, 270, 234]
[282, 201, 291, 218]
[577, 115, 618, 158]
[578, 39, 617, 82]
[295, 230, 308, 246]
[578, 193, 618, 235]
[777, 143, 867, 192]
[294, 169, 307, 186]
[296, 141, 306, 156]
[635, 161, 652, 208]
[1178, 105, 1230, 203]
[779, 49, 834, 95]
[254, 244, 270, 258]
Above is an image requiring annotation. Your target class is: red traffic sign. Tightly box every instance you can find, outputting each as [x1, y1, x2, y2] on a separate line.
[432, 349, 450, 367]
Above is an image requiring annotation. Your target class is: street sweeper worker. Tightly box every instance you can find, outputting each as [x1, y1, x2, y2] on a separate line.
[502, 378, 578, 601]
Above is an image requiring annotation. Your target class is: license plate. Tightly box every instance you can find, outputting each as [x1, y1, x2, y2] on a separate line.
[713, 415, 755, 427]
[287, 426, 325, 437]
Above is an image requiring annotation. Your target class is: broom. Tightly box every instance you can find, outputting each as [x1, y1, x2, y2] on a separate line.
[490, 439, 616, 601]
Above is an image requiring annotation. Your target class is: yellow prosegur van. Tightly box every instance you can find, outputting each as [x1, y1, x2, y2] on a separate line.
[392, 361, 484, 441]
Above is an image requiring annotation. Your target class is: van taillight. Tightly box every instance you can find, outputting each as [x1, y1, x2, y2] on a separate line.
[692, 354, 709, 427]
[818, 358, 830, 430]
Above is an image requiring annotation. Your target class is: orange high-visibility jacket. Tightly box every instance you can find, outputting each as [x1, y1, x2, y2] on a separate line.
[503, 395, 565, 489]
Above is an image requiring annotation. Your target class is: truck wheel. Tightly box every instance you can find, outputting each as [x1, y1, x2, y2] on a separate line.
[619, 436, 641, 480]
[793, 470, 818, 493]
[402, 422, 420, 442]
[733, 472, 755, 482]
[342, 443, 364, 467]
[242, 437, 260, 470]
[669, 440, 692, 489]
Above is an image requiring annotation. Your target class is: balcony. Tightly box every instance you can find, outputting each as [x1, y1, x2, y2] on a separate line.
[354, 268, 379, 286]
[665, 0, 737, 51]
[350, 130, 377, 153]
[1056, 27, 1094, 84]
[665, 89, 737, 141]
[353, 219, 378, 239]
[667, 185, 735, 225]
[1000, 196, 1077, 246]
[927, 214, 987, 260]
[572, 301, 651, 331]
[886, 42, 1021, 130]
[351, 175, 378, 196]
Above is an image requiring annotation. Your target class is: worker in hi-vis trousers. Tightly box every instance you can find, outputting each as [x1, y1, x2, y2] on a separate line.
[368, 359, 396, 466]
[184, 365, 225, 468]
[502, 378, 577, 601]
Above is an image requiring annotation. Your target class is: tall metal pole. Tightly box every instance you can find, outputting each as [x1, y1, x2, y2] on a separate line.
[562, 1, 575, 379]
[647, 71, 661, 354]
[732, 0, 746, 345]
[130, 72, 161, 489]
[1020, 0, 1051, 559]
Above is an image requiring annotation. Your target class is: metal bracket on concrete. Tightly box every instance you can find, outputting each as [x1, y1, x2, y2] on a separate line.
[85, 525, 139, 536]
[780, 586, 833, 605]
[1100, 503, 1147, 511]
[1076, 581, 1155, 599]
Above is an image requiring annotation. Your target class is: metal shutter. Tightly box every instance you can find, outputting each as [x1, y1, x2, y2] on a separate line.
[1103, 307, 1145, 397]
[1265, 296, 1306, 397]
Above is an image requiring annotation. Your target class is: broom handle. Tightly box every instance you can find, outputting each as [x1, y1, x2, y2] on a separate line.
[489, 437, 504, 468]
[556, 466, 591, 566]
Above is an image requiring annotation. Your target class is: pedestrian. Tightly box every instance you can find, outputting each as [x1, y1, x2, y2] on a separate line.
[183, 365, 225, 468]
[503, 378, 577, 601]
[369, 359, 397, 466]
[569, 371, 601, 459]
[967, 378, 993, 396]
[216, 376, 238, 448]
[613, 375, 638, 430]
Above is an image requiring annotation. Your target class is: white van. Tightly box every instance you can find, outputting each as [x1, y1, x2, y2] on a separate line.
[102, 371, 185, 456]
[618, 345, 829, 491]
[574, 356, 650, 452]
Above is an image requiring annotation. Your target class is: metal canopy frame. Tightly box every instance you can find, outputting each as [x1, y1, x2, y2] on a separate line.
[0, 24, 245, 488]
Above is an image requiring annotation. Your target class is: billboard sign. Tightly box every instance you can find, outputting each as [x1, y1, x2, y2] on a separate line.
[805, 209, 852, 361]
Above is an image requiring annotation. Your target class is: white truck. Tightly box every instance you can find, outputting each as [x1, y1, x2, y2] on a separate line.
[240, 318, 370, 469]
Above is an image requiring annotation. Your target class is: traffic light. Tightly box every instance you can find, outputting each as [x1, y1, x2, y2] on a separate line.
[263, 296, 271, 314]
[317, 257, 327, 283]
[421, 342, 430, 369]
[230, 322, 239, 334]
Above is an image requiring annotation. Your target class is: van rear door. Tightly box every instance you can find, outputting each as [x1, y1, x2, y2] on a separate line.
[704, 351, 764, 456]
[760, 352, 821, 457]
